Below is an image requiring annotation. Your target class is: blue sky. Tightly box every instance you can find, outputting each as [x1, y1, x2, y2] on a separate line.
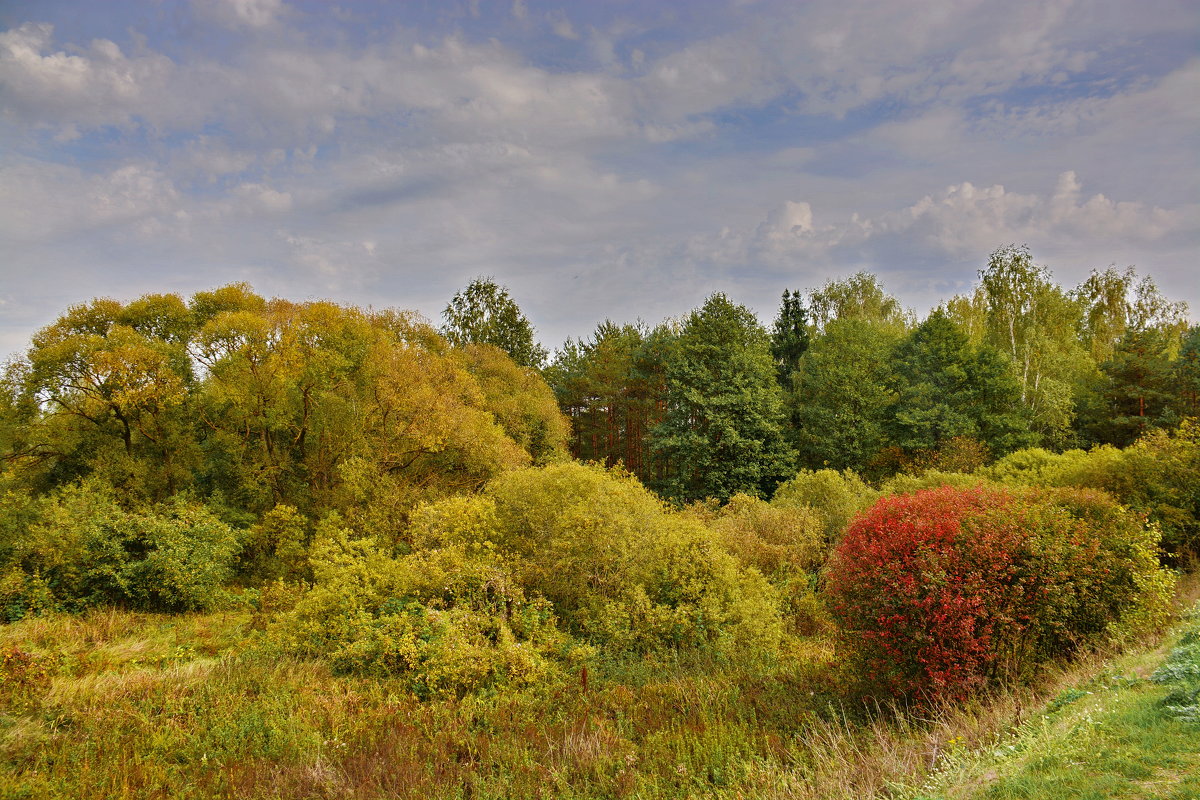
[2, 0, 1197, 356]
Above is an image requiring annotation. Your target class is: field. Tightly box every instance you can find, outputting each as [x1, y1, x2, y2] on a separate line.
[3, 576, 1197, 800]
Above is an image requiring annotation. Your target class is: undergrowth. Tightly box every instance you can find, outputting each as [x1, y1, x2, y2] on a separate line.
[0, 576, 1193, 800]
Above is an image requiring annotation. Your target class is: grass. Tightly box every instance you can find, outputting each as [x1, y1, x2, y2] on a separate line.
[903, 588, 1200, 800]
[2, 580, 1199, 799]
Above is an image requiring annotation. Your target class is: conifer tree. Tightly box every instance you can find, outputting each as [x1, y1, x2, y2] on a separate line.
[652, 294, 793, 502]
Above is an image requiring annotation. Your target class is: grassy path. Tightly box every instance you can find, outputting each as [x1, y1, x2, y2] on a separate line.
[910, 602, 1200, 800]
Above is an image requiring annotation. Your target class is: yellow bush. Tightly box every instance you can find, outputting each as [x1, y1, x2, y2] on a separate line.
[416, 463, 785, 663]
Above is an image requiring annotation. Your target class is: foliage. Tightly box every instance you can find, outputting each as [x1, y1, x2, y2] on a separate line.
[806, 272, 911, 333]
[772, 468, 878, 547]
[825, 485, 1172, 702]
[4, 287, 554, 534]
[652, 294, 793, 503]
[770, 289, 810, 386]
[885, 310, 1030, 459]
[456, 343, 570, 464]
[789, 318, 900, 473]
[1088, 328, 1179, 446]
[441, 277, 548, 369]
[0, 482, 240, 615]
[979, 245, 1096, 445]
[237, 503, 310, 583]
[984, 422, 1200, 557]
[700, 494, 831, 635]
[545, 321, 670, 481]
[274, 519, 565, 698]
[415, 462, 784, 663]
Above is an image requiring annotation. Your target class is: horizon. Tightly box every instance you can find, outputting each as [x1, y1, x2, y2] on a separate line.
[3, 0, 1197, 359]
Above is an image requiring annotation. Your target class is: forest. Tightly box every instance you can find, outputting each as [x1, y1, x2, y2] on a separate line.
[1, 244, 1198, 799]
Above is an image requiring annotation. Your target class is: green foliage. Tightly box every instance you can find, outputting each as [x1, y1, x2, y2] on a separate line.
[806, 272, 911, 333]
[789, 318, 900, 473]
[769, 289, 809, 386]
[879, 468, 989, 496]
[414, 462, 784, 663]
[886, 310, 1031, 459]
[984, 422, 1200, 557]
[0, 482, 240, 614]
[772, 468, 878, 546]
[456, 343, 570, 464]
[274, 516, 566, 697]
[1088, 328, 1179, 446]
[1174, 325, 1200, 419]
[441, 277, 548, 369]
[701, 494, 830, 636]
[238, 504, 310, 582]
[979, 245, 1096, 445]
[546, 321, 671, 482]
[653, 294, 793, 502]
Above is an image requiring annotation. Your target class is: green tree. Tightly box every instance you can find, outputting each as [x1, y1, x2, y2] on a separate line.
[1072, 266, 1189, 364]
[13, 296, 199, 499]
[979, 245, 1095, 445]
[769, 289, 809, 386]
[652, 294, 793, 502]
[1092, 329, 1178, 447]
[885, 310, 1030, 458]
[442, 278, 548, 369]
[790, 317, 900, 473]
[546, 321, 672, 482]
[807, 272, 910, 333]
[1174, 326, 1200, 420]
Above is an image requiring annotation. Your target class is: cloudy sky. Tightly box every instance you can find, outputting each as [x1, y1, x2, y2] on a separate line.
[2, 0, 1197, 357]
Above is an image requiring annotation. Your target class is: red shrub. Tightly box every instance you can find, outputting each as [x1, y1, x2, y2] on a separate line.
[824, 485, 1168, 702]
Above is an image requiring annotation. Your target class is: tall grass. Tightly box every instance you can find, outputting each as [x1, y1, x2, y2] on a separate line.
[2, 574, 1196, 799]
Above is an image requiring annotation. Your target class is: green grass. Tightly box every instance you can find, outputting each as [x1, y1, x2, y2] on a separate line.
[908, 601, 1200, 800]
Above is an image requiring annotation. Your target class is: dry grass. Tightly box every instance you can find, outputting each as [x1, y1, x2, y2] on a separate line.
[1, 574, 1195, 799]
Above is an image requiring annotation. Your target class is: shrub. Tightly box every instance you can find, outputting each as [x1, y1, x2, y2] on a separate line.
[824, 485, 1172, 702]
[704, 494, 830, 635]
[982, 423, 1200, 558]
[881, 469, 989, 497]
[237, 503, 310, 582]
[414, 462, 784, 663]
[274, 516, 567, 697]
[0, 482, 240, 614]
[772, 468, 878, 547]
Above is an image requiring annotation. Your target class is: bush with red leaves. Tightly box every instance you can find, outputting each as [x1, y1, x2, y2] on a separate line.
[824, 484, 1170, 702]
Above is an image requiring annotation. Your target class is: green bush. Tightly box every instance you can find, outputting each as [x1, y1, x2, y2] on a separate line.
[881, 468, 989, 496]
[701, 494, 830, 635]
[984, 422, 1200, 557]
[414, 462, 784, 664]
[772, 468, 878, 547]
[237, 503, 310, 582]
[274, 515, 567, 697]
[0, 482, 240, 614]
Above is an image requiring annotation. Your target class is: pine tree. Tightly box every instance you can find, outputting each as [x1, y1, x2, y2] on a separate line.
[652, 294, 793, 502]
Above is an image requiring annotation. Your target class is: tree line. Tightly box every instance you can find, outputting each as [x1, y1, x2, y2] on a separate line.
[539, 245, 1198, 501]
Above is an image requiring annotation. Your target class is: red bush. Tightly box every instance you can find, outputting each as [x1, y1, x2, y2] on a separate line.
[824, 485, 1167, 702]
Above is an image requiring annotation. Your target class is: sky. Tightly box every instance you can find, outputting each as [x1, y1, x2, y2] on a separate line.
[1, 0, 1197, 358]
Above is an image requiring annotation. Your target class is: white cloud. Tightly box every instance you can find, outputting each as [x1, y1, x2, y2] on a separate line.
[0, 23, 177, 128]
[0, 161, 181, 242]
[548, 11, 579, 41]
[192, 0, 286, 30]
